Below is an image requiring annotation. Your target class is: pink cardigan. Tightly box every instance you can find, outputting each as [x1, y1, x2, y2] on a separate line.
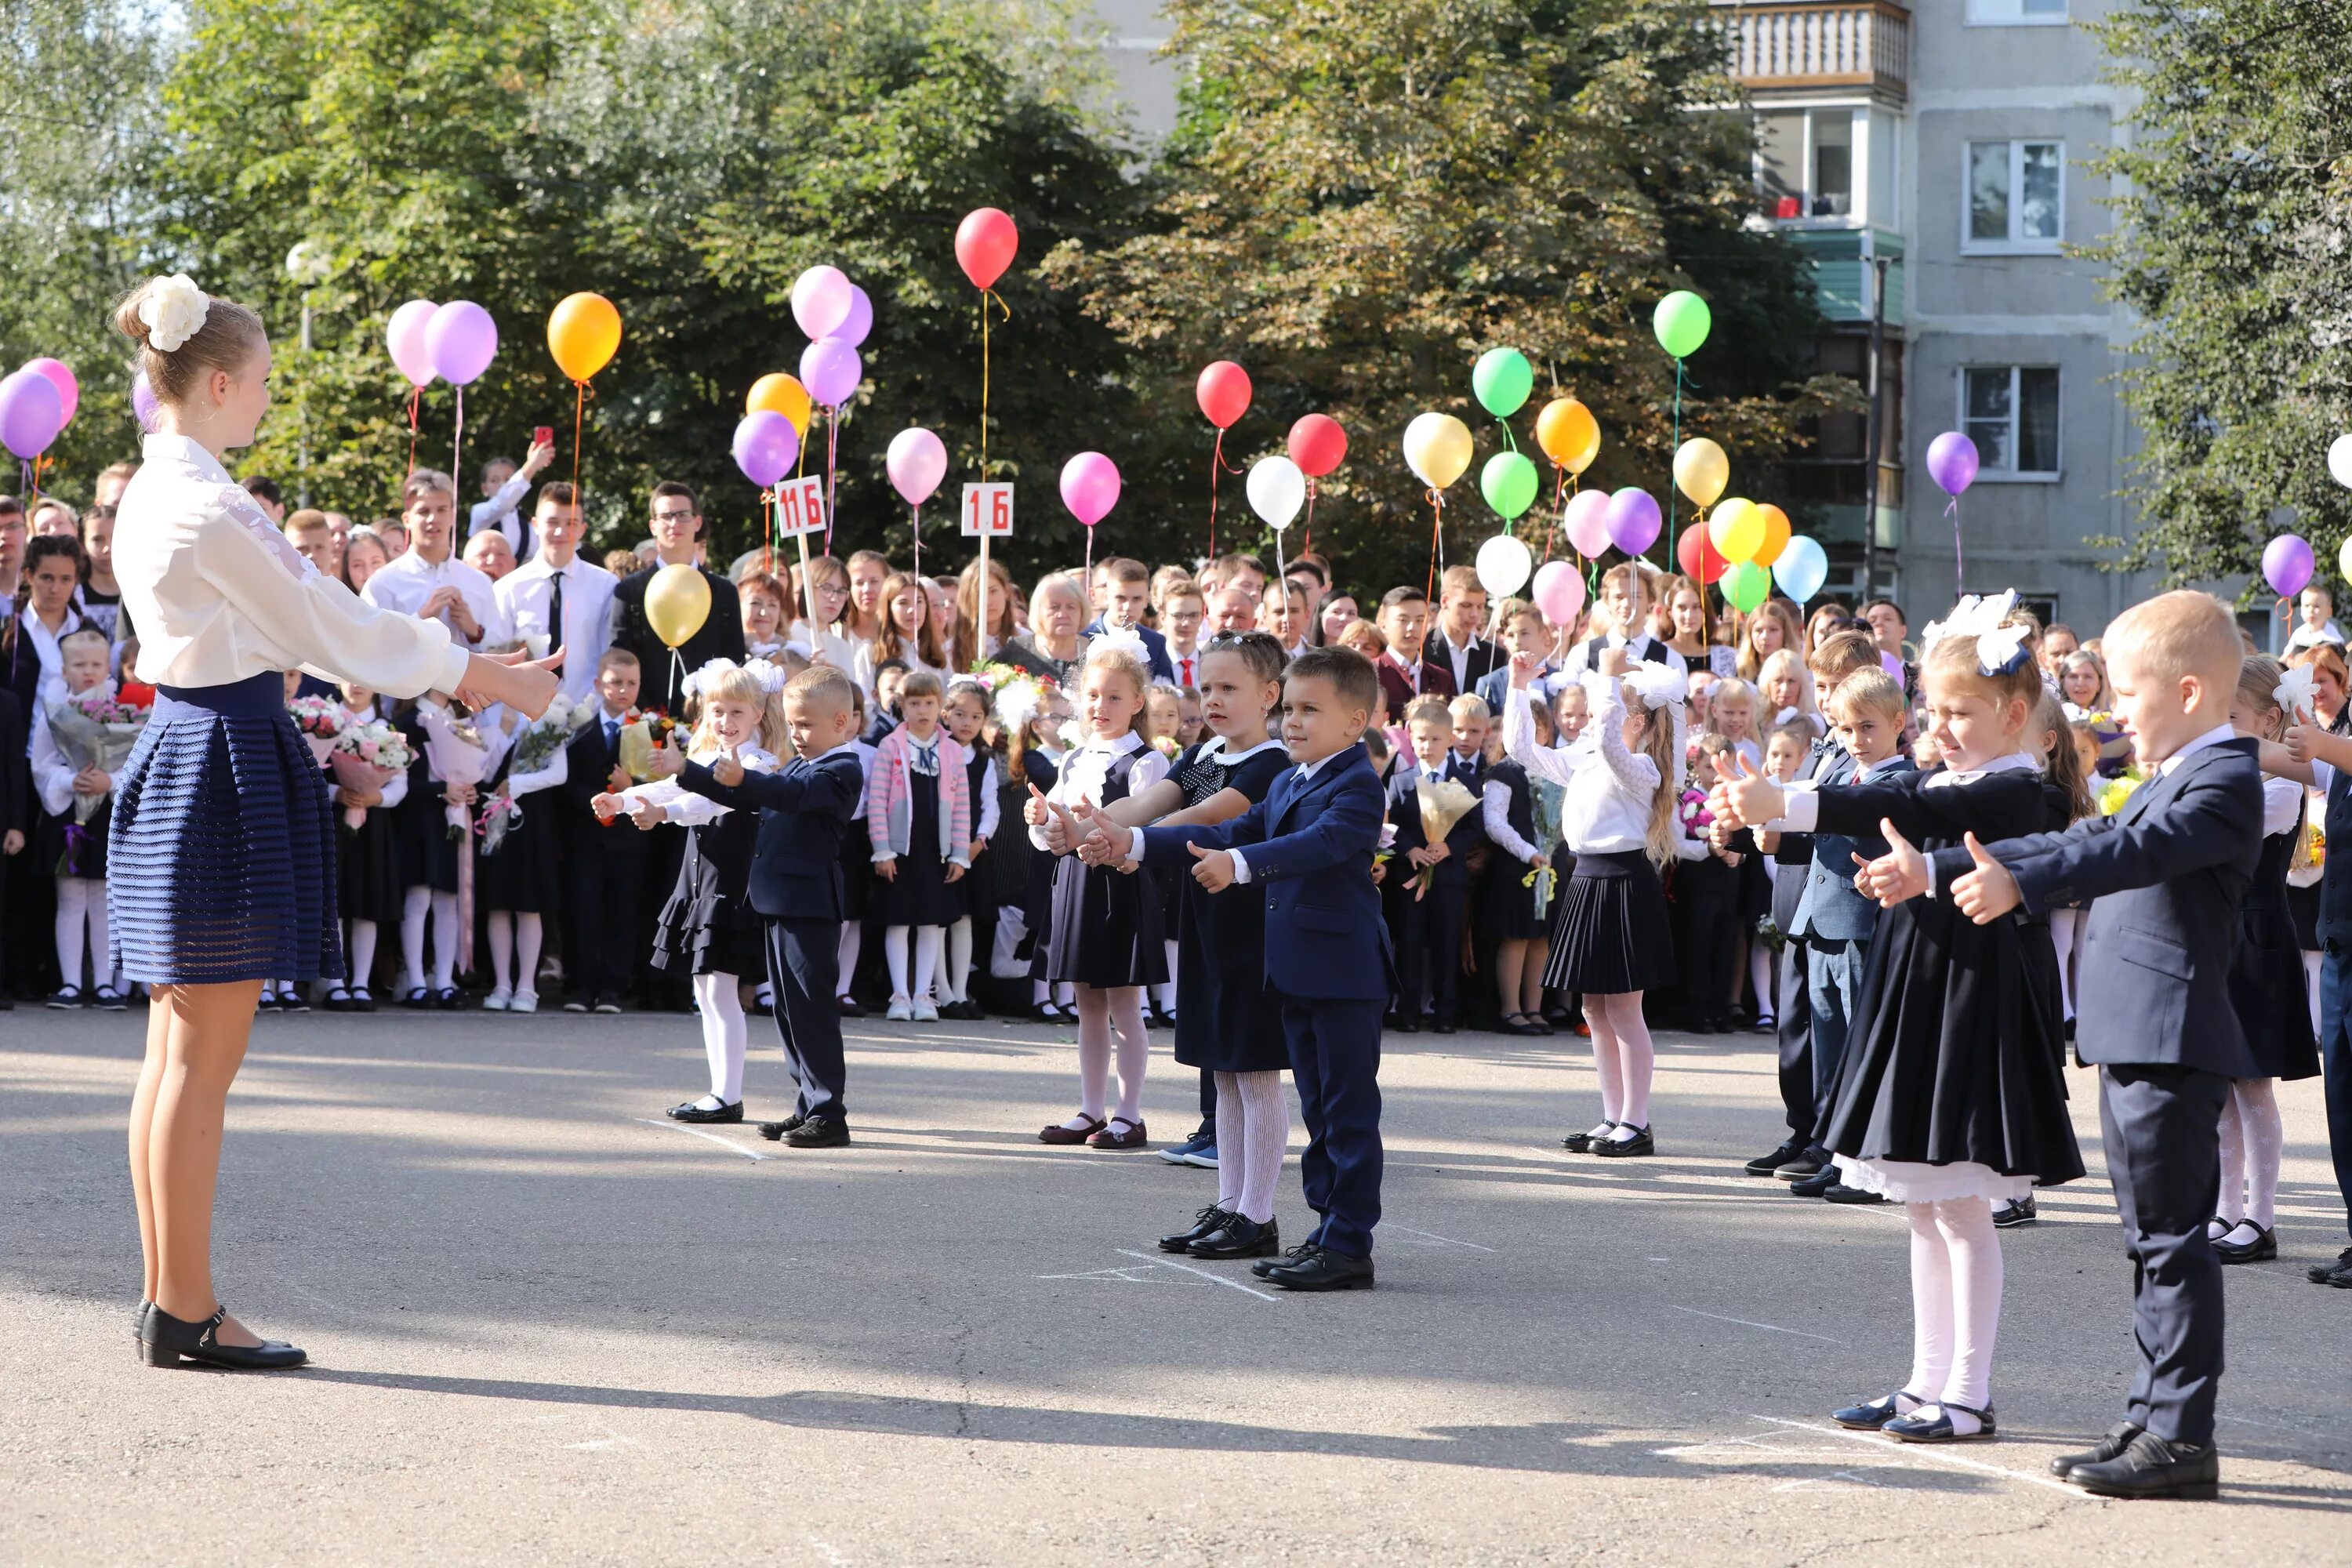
[866, 727, 971, 865]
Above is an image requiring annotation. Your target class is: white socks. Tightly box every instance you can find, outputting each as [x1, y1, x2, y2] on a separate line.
[345, 919, 378, 993]
[1214, 1070, 1289, 1222]
[1584, 992, 1653, 1128]
[1072, 985, 1149, 1122]
[1748, 946, 1773, 1020]
[401, 886, 459, 992]
[54, 877, 111, 991]
[691, 971, 747, 1105]
[1156, 942, 1178, 1014]
[1585, 996, 1625, 1124]
[2307, 950, 2324, 1037]
[2217, 1077, 2283, 1232]
[1904, 1197, 2003, 1433]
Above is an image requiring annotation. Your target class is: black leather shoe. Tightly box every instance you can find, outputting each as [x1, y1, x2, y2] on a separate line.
[141, 1305, 306, 1370]
[784, 1113, 851, 1149]
[2213, 1223, 2277, 1263]
[1160, 1204, 1235, 1253]
[1832, 1391, 1927, 1431]
[1191, 1214, 1279, 1260]
[1788, 1167, 1840, 1198]
[2067, 1430, 2219, 1500]
[2051, 1421, 2143, 1479]
[1254, 1240, 1320, 1279]
[1562, 1123, 1615, 1153]
[1824, 1182, 1887, 1204]
[1389, 1015, 1421, 1034]
[1744, 1140, 1804, 1177]
[1592, 1125, 1653, 1157]
[1431, 1014, 1457, 1035]
[2304, 1245, 2352, 1284]
[836, 994, 867, 1018]
[668, 1099, 743, 1123]
[1773, 1154, 1825, 1181]
[757, 1114, 805, 1142]
[1265, 1247, 1374, 1291]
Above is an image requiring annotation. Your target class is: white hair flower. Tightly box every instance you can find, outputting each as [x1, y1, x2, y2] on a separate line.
[2279, 662, 2318, 725]
[1087, 624, 1149, 664]
[139, 274, 210, 354]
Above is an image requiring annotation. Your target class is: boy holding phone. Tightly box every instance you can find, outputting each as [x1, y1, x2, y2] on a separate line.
[470, 431, 557, 563]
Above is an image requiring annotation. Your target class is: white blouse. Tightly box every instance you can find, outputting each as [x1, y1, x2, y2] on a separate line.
[619, 746, 779, 827]
[1028, 731, 1170, 850]
[114, 434, 470, 699]
[1502, 677, 1670, 857]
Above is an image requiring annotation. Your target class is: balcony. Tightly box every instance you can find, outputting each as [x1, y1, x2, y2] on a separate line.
[1712, 2, 1911, 107]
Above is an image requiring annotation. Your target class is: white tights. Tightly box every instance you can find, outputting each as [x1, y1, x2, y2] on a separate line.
[1582, 991, 1655, 1136]
[2306, 950, 2324, 1038]
[945, 916, 974, 1003]
[1155, 941, 1178, 1015]
[55, 876, 111, 992]
[401, 886, 459, 992]
[485, 910, 543, 997]
[1902, 1196, 2003, 1432]
[1748, 944, 1774, 1020]
[1214, 1070, 1289, 1223]
[343, 919, 379, 994]
[2216, 1078, 2284, 1232]
[836, 921, 862, 1002]
[691, 971, 747, 1107]
[2051, 907, 2082, 1019]
[1064, 983, 1149, 1125]
[885, 925, 942, 1004]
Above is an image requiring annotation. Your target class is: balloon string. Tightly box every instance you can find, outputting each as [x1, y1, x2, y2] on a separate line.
[1208, 429, 1225, 558]
[1425, 489, 1443, 601]
[1945, 497, 1963, 592]
[978, 288, 1010, 477]
[824, 408, 839, 555]
[570, 379, 588, 519]
[910, 501, 921, 580]
[1668, 357, 1682, 572]
[1303, 477, 1316, 557]
[451, 385, 464, 549]
[407, 385, 420, 480]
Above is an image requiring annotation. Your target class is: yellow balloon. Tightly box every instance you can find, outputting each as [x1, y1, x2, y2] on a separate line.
[548, 292, 622, 383]
[1753, 503, 1792, 566]
[644, 562, 711, 650]
[1535, 397, 1600, 474]
[1403, 412, 1475, 490]
[1674, 437, 1729, 508]
[747, 372, 813, 437]
[1708, 497, 1767, 564]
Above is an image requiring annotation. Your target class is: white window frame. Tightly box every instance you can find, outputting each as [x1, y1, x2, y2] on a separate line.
[1962, 139, 2065, 255]
[1958, 365, 2063, 482]
[1965, 0, 2070, 24]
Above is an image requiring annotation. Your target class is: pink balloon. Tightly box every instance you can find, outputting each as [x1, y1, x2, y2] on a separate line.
[887, 426, 947, 506]
[426, 300, 497, 386]
[1532, 561, 1585, 628]
[1563, 488, 1612, 558]
[800, 337, 862, 407]
[131, 370, 159, 434]
[386, 299, 439, 387]
[792, 266, 854, 339]
[836, 285, 873, 349]
[21, 358, 78, 427]
[1059, 452, 1121, 527]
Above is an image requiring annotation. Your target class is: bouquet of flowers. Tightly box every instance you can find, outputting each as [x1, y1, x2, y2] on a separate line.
[2094, 769, 2145, 818]
[328, 720, 412, 831]
[418, 701, 493, 837]
[1406, 775, 1479, 897]
[288, 695, 348, 767]
[1755, 915, 1788, 954]
[1150, 733, 1180, 760]
[617, 708, 684, 782]
[46, 684, 154, 824]
[476, 787, 522, 858]
[510, 693, 591, 778]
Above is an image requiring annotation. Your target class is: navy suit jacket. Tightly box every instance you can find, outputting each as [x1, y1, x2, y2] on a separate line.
[680, 746, 865, 922]
[1794, 755, 1915, 942]
[1081, 617, 1177, 685]
[1387, 755, 1486, 891]
[1138, 743, 1393, 1001]
[1929, 735, 2263, 1076]
[563, 713, 655, 858]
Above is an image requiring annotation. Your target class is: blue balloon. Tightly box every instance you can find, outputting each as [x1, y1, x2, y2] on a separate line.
[1773, 535, 1828, 604]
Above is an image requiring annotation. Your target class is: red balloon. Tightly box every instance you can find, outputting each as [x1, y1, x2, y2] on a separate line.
[1287, 414, 1348, 477]
[1196, 361, 1252, 430]
[1675, 522, 1726, 585]
[955, 207, 1018, 291]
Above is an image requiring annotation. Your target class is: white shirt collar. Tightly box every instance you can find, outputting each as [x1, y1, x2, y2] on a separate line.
[1295, 742, 1358, 782]
[1083, 731, 1145, 758]
[140, 432, 230, 481]
[2161, 723, 2239, 776]
[1201, 735, 1283, 764]
[1927, 750, 2038, 788]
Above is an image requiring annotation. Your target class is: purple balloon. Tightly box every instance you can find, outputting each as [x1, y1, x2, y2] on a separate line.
[835, 285, 873, 349]
[132, 369, 160, 434]
[800, 336, 862, 407]
[425, 299, 499, 386]
[732, 410, 800, 488]
[1927, 431, 1980, 496]
[2264, 533, 2316, 600]
[1603, 486, 1662, 556]
[0, 368, 65, 459]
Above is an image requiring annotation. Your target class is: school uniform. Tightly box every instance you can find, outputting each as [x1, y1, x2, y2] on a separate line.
[1931, 728, 2261, 1458]
[474, 716, 568, 917]
[642, 749, 775, 982]
[1548, 632, 1686, 689]
[1374, 651, 1454, 724]
[1479, 757, 1548, 943]
[1035, 733, 1170, 989]
[1424, 630, 1501, 696]
[679, 743, 866, 1123]
[559, 707, 654, 1007]
[866, 726, 971, 927]
[1139, 742, 1394, 1264]
[1080, 616, 1177, 684]
[609, 564, 746, 713]
[1166, 738, 1291, 1075]
[1385, 750, 1486, 1026]
[332, 704, 408, 990]
[1732, 735, 1843, 1143]
[2230, 777, 2321, 1082]
[960, 743, 1003, 927]
[390, 707, 460, 897]
[1668, 786, 1737, 1029]
[1016, 749, 1064, 985]
[0, 688, 26, 999]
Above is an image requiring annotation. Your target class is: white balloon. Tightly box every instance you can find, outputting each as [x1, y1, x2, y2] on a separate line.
[2329, 433, 2352, 490]
[1475, 533, 1533, 599]
[1246, 454, 1306, 530]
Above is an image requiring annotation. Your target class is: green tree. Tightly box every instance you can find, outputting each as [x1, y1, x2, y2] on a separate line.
[2089, 0, 2352, 591]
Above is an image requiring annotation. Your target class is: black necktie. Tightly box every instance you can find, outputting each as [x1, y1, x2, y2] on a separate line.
[548, 567, 565, 648]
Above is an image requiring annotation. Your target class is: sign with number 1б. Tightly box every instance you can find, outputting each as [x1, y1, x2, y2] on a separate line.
[961, 482, 1014, 537]
[775, 475, 826, 538]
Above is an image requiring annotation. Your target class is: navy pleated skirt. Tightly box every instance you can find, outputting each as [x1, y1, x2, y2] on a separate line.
[108, 671, 344, 985]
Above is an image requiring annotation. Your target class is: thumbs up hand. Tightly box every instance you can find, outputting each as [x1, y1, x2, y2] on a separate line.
[1949, 830, 2022, 924]
[1187, 840, 1237, 892]
[1712, 747, 1785, 830]
[1855, 818, 1929, 906]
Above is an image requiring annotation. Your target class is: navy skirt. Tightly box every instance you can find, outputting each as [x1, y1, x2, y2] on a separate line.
[109, 672, 343, 985]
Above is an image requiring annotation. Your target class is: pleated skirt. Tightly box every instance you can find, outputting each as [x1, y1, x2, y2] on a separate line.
[109, 672, 343, 985]
[1543, 849, 1674, 995]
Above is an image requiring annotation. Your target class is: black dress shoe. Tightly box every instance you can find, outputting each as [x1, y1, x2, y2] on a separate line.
[1744, 1140, 1804, 1177]
[1824, 1182, 1887, 1204]
[1389, 1015, 1421, 1034]
[1562, 1123, 1615, 1153]
[1592, 1125, 1654, 1157]
[1832, 1391, 1926, 1430]
[2051, 1421, 2143, 1479]
[757, 1114, 805, 1142]
[783, 1113, 851, 1149]
[836, 994, 868, 1018]
[668, 1099, 743, 1123]
[141, 1304, 307, 1370]
[1254, 1240, 1320, 1279]
[1431, 1015, 1457, 1035]
[1191, 1214, 1279, 1260]
[2067, 1430, 2219, 1500]
[1160, 1204, 1235, 1253]
[2213, 1223, 2277, 1263]
[1788, 1167, 1840, 1198]
[2305, 1245, 2352, 1284]
[1265, 1246, 1374, 1291]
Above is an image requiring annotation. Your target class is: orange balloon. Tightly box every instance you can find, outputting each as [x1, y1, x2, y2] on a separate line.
[1753, 503, 1792, 566]
[547, 292, 622, 383]
[747, 372, 813, 437]
[1535, 397, 1600, 474]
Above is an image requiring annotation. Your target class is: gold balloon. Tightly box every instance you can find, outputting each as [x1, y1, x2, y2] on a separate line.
[1753, 503, 1792, 566]
[1534, 397, 1600, 474]
[1403, 412, 1475, 490]
[746, 372, 813, 437]
[1673, 437, 1729, 508]
[548, 292, 622, 383]
[644, 562, 711, 650]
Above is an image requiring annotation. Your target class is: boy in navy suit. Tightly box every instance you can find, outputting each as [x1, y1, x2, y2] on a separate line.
[1878, 591, 2259, 1500]
[676, 666, 867, 1149]
[1102, 646, 1394, 1290]
[1385, 693, 1486, 1033]
[561, 650, 654, 1014]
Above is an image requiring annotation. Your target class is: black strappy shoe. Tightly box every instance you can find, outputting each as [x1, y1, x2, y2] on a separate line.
[1884, 1400, 1996, 1443]
[140, 1305, 307, 1370]
[1832, 1390, 1928, 1430]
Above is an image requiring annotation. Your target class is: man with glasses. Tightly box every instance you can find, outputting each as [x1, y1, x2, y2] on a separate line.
[608, 481, 746, 713]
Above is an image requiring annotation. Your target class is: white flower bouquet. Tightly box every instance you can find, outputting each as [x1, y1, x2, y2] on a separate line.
[328, 720, 412, 831]
[45, 685, 152, 825]
[419, 701, 492, 838]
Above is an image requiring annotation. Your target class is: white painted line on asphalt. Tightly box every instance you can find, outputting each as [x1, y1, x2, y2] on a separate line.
[632, 1118, 771, 1161]
[1115, 1248, 1282, 1303]
[1387, 1223, 1498, 1252]
[1669, 1305, 1845, 1345]
[1746, 1414, 2087, 1497]
[1036, 1265, 1173, 1284]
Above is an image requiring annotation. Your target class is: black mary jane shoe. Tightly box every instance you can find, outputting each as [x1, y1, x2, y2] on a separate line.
[757, 1114, 805, 1142]
[1591, 1125, 1655, 1158]
[1561, 1123, 1616, 1153]
[783, 1113, 851, 1149]
[1191, 1214, 1279, 1261]
[141, 1304, 307, 1370]
[1884, 1399, 1996, 1443]
[2213, 1223, 2278, 1264]
[1254, 1241, 1321, 1279]
[1160, 1204, 1236, 1253]
[2051, 1421, 2143, 1479]
[323, 987, 355, 1013]
[835, 994, 867, 1019]
[668, 1099, 744, 1124]
[1832, 1391, 1928, 1431]
[401, 986, 434, 1010]
[1501, 1012, 1548, 1037]
[434, 987, 464, 1011]
[351, 988, 379, 1014]
[1265, 1246, 1374, 1291]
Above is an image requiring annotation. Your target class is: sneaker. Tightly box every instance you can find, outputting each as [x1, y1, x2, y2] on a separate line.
[1744, 1140, 1805, 1177]
[562, 996, 590, 1014]
[593, 993, 622, 1015]
[912, 1001, 939, 1022]
[1158, 1130, 1215, 1166]
[510, 991, 539, 1014]
[1181, 1140, 1219, 1170]
[1992, 1196, 2038, 1229]
[886, 996, 914, 1022]
[483, 988, 513, 1012]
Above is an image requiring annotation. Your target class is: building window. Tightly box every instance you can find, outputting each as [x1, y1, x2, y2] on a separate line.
[1813, 116, 1852, 218]
[1966, 0, 2067, 21]
[1963, 367, 2061, 477]
[1966, 140, 2063, 251]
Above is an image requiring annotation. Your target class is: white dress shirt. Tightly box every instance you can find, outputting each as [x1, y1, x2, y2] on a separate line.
[469, 473, 536, 561]
[361, 546, 507, 652]
[787, 619, 859, 676]
[496, 554, 617, 704]
[1028, 731, 1169, 850]
[112, 434, 470, 698]
[1502, 677, 1664, 855]
[1551, 633, 1689, 690]
[619, 746, 779, 827]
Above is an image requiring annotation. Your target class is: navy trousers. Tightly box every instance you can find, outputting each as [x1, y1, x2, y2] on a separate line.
[1388, 880, 1468, 1021]
[2100, 1063, 2229, 1447]
[2319, 944, 2352, 1239]
[1776, 938, 1813, 1139]
[764, 916, 847, 1118]
[1804, 936, 1867, 1154]
[1280, 994, 1385, 1258]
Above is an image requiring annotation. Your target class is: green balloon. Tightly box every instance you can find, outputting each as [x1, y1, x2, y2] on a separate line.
[1472, 347, 1534, 419]
[1480, 450, 1540, 520]
[1653, 290, 1712, 361]
[1723, 559, 1770, 613]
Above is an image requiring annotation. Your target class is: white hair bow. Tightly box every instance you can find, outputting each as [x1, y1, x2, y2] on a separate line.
[743, 658, 788, 695]
[1620, 662, 1690, 715]
[681, 657, 742, 701]
[2279, 662, 2319, 725]
[1922, 589, 2032, 677]
[993, 673, 1045, 734]
[1087, 624, 1149, 663]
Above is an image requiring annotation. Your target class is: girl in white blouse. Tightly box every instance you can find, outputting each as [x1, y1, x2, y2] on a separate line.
[107, 274, 558, 1372]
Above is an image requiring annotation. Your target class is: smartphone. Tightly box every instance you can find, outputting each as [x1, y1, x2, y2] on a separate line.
[532, 426, 554, 449]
